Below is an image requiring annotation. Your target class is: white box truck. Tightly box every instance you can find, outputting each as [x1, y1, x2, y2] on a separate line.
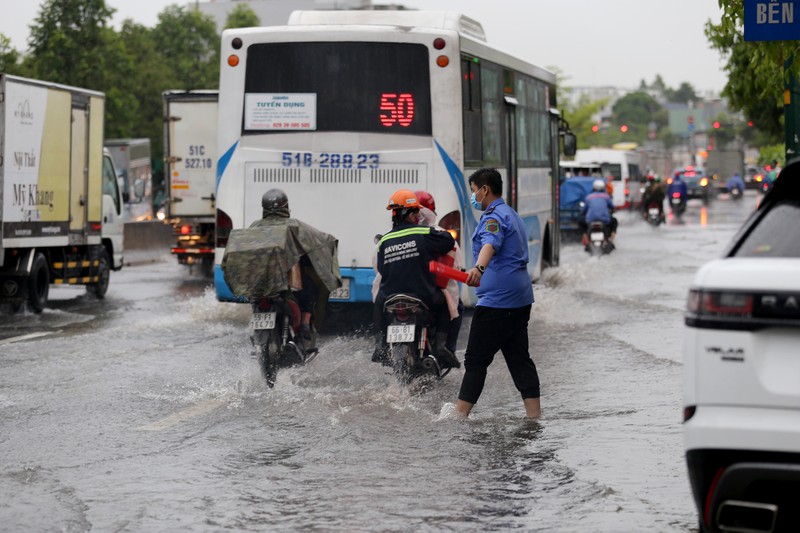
[104, 138, 153, 222]
[0, 74, 124, 312]
[162, 90, 218, 273]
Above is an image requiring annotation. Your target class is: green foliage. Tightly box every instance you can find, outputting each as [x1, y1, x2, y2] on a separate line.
[759, 144, 784, 167]
[0, 34, 22, 73]
[705, 0, 798, 144]
[153, 5, 220, 90]
[563, 94, 609, 150]
[24, 0, 115, 88]
[665, 82, 699, 104]
[225, 3, 261, 29]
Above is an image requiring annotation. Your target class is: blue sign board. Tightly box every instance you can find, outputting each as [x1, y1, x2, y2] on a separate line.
[744, 0, 800, 41]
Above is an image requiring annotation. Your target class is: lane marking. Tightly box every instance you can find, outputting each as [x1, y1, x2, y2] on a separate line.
[136, 398, 225, 431]
[0, 331, 57, 346]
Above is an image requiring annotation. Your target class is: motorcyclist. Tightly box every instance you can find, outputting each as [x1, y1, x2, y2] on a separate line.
[726, 171, 745, 196]
[252, 189, 319, 340]
[372, 189, 460, 369]
[579, 179, 617, 245]
[642, 175, 666, 220]
[414, 190, 463, 355]
[668, 171, 688, 208]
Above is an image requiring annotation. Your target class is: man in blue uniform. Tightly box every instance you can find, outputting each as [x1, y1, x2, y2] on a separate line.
[373, 189, 460, 369]
[455, 168, 541, 419]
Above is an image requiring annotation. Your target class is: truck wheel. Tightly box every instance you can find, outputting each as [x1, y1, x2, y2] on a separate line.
[27, 253, 49, 313]
[87, 251, 110, 299]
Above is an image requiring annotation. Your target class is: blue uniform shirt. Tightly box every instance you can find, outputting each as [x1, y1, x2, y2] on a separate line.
[472, 198, 534, 308]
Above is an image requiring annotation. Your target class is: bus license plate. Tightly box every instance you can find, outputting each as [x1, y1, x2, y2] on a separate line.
[251, 312, 276, 330]
[329, 278, 350, 300]
[590, 232, 604, 241]
[387, 325, 415, 343]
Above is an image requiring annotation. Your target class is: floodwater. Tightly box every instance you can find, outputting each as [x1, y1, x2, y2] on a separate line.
[0, 193, 759, 531]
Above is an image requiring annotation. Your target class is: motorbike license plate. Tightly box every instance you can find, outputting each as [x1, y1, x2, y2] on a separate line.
[329, 278, 350, 301]
[250, 312, 276, 330]
[648, 208, 659, 215]
[590, 232, 604, 241]
[671, 198, 681, 205]
[387, 324, 415, 343]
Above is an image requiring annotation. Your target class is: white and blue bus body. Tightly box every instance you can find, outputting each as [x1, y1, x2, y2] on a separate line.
[214, 11, 563, 306]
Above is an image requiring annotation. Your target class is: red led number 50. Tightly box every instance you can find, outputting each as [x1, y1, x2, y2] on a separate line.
[379, 93, 415, 127]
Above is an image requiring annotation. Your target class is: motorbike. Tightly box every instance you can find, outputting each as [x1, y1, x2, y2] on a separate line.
[250, 294, 318, 387]
[383, 293, 451, 384]
[584, 221, 614, 256]
[729, 186, 743, 201]
[670, 192, 686, 216]
[645, 201, 664, 227]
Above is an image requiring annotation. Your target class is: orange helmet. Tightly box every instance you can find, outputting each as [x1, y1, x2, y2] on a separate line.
[387, 189, 420, 214]
[413, 190, 436, 214]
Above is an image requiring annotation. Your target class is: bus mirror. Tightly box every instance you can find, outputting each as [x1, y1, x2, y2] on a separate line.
[562, 132, 577, 157]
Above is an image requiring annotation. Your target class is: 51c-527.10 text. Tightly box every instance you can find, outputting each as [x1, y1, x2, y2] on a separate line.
[281, 152, 380, 169]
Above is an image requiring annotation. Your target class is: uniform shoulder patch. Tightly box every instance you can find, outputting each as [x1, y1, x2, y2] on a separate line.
[485, 219, 500, 234]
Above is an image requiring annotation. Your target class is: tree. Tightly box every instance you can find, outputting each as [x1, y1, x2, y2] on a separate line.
[153, 5, 219, 90]
[0, 34, 22, 74]
[611, 91, 667, 143]
[664, 82, 699, 105]
[705, 0, 795, 144]
[563, 93, 610, 150]
[25, 0, 115, 88]
[225, 3, 261, 29]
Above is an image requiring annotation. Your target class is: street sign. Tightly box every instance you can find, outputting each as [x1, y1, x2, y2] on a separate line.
[744, 0, 800, 41]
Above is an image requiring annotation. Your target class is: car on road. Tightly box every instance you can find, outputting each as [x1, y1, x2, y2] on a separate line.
[745, 166, 764, 190]
[674, 166, 713, 204]
[683, 160, 800, 533]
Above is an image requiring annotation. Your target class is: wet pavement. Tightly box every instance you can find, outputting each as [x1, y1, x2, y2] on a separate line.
[0, 192, 760, 531]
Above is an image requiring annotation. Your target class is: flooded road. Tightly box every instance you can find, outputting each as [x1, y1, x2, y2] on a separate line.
[0, 193, 759, 531]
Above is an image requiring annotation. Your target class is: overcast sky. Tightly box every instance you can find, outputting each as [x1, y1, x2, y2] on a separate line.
[1, 0, 728, 94]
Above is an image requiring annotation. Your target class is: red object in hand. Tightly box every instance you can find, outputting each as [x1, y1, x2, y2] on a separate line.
[429, 260, 476, 285]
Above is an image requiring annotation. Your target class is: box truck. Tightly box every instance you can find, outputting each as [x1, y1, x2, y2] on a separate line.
[162, 90, 218, 273]
[104, 138, 153, 222]
[0, 74, 124, 312]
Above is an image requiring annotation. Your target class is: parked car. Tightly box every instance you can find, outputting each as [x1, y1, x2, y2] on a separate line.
[675, 166, 713, 204]
[683, 161, 800, 533]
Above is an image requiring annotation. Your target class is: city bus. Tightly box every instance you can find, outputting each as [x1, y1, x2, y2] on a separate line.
[214, 10, 571, 307]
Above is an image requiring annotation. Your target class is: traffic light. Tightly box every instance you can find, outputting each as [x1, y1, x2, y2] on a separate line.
[713, 121, 721, 129]
[619, 124, 628, 133]
[591, 124, 599, 133]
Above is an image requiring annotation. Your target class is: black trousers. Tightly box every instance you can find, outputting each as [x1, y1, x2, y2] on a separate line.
[458, 305, 540, 405]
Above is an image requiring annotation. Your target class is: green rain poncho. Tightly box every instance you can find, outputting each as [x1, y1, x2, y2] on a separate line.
[221, 217, 341, 300]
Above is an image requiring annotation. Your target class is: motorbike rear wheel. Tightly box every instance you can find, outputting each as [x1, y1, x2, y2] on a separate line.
[257, 330, 280, 388]
[390, 344, 415, 384]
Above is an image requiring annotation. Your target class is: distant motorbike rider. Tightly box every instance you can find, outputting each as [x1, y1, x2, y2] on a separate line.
[668, 172, 688, 205]
[373, 189, 460, 369]
[726, 172, 745, 195]
[642, 175, 666, 219]
[579, 179, 617, 244]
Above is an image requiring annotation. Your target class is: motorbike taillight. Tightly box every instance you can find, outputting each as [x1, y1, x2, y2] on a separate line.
[396, 309, 410, 321]
[257, 298, 271, 311]
[672, 192, 682, 198]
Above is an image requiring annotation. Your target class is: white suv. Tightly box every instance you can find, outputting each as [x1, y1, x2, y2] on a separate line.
[683, 162, 800, 533]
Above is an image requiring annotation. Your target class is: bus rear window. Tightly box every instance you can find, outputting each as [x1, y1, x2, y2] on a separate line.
[244, 42, 432, 135]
